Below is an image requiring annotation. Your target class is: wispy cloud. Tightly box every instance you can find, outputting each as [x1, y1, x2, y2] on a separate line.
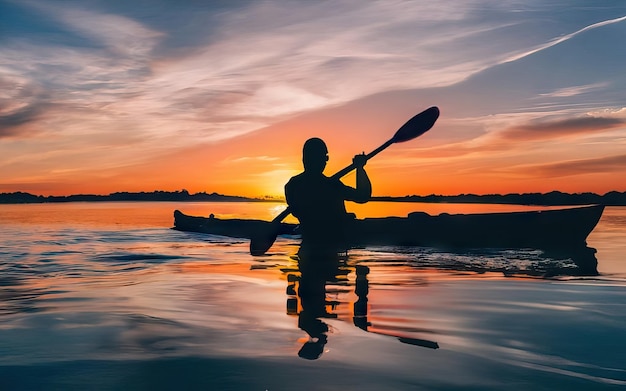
[499, 115, 626, 141]
[538, 83, 608, 98]
[524, 154, 626, 177]
[500, 14, 626, 64]
[139, 0, 503, 137]
[0, 71, 48, 137]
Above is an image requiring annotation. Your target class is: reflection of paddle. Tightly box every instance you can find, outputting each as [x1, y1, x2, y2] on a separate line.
[354, 317, 439, 349]
[398, 336, 439, 349]
[355, 325, 439, 349]
[250, 106, 440, 256]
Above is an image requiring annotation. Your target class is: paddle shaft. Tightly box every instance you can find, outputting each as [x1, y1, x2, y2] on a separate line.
[330, 139, 393, 179]
[270, 138, 395, 224]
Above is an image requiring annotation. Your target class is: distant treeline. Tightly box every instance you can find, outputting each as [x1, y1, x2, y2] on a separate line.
[0, 190, 270, 204]
[372, 190, 626, 206]
[2, 189, 626, 206]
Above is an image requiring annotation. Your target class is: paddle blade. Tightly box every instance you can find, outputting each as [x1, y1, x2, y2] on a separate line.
[391, 106, 439, 143]
[250, 225, 280, 256]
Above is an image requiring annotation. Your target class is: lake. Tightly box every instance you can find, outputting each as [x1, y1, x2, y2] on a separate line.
[0, 202, 625, 390]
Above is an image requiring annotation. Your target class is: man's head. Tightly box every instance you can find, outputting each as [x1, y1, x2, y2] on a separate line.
[302, 137, 328, 173]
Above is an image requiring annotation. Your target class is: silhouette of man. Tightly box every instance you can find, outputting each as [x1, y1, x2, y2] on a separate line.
[285, 137, 371, 254]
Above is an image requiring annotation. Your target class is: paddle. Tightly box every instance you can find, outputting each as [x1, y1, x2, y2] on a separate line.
[250, 106, 440, 256]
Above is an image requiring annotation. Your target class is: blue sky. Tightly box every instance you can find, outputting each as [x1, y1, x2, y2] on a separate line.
[1, 0, 625, 196]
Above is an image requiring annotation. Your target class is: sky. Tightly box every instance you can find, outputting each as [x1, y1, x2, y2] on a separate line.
[1, 0, 625, 198]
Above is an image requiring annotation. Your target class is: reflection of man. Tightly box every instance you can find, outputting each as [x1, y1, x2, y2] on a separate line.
[285, 137, 371, 253]
[296, 270, 331, 360]
[287, 262, 340, 361]
[290, 263, 369, 360]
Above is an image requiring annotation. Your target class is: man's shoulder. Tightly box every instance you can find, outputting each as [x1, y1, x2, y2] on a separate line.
[288, 172, 307, 181]
[287, 173, 341, 186]
[286, 172, 306, 187]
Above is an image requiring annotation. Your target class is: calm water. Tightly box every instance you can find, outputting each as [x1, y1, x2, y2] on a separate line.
[0, 202, 625, 390]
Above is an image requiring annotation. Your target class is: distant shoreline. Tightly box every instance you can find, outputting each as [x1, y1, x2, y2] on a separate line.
[0, 190, 273, 204]
[2, 190, 626, 206]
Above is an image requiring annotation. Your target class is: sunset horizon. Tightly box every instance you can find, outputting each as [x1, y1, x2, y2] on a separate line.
[2, 1, 625, 199]
[3, 187, 626, 202]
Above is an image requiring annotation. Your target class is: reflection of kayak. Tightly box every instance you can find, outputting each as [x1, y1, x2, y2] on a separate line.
[173, 204, 604, 250]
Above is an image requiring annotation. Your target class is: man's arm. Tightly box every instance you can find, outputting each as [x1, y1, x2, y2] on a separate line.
[346, 153, 371, 204]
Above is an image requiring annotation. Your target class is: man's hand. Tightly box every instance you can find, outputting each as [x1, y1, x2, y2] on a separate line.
[353, 153, 367, 169]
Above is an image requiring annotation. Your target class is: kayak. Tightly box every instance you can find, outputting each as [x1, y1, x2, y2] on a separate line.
[172, 204, 604, 250]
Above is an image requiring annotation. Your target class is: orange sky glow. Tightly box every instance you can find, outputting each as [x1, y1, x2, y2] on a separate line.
[1, 2, 625, 198]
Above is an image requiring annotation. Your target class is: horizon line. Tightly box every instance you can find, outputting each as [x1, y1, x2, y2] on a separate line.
[2, 189, 626, 199]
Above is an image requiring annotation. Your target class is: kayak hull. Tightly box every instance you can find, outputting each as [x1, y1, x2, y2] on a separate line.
[173, 204, 604, 250]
